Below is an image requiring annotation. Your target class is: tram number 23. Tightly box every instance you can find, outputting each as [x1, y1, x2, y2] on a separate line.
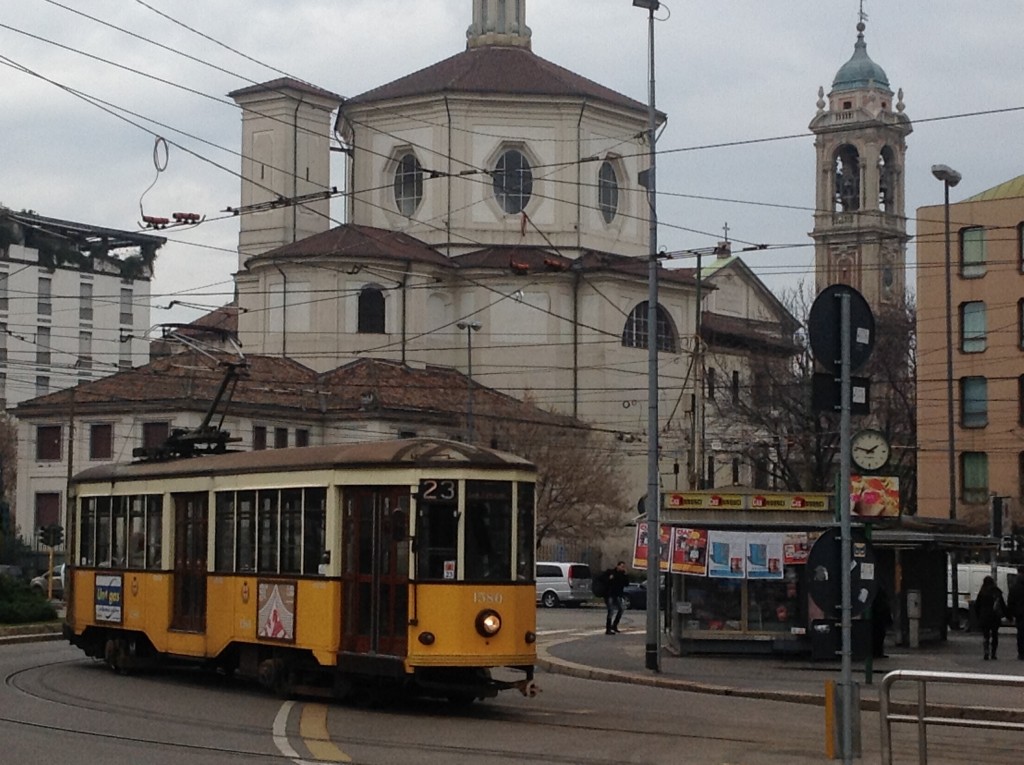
[419, 478, 458, 503]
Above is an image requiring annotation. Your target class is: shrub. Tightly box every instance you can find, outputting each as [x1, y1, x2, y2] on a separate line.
[0, 574, 57, 624]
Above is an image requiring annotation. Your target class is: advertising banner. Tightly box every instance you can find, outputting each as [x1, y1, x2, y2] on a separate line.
[670, 527, 708, 575]
[745, 533, 784, 579]
[851, 475, 900, 517]
[783, 532, 812, 565]
[632, 521, 671, 571]
[707, 530, 746, 579]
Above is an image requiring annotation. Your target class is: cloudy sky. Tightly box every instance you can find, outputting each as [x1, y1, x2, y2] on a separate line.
[3, 0, 1022, 329]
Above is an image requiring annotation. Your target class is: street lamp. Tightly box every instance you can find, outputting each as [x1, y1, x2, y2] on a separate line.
[931, 164, 961, 522]
[633, 0, 660, 674]
[456, 320, 482, 443]
[931, 163, 960, 631]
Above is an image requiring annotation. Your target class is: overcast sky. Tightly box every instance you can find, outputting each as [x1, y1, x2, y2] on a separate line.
[3, 0, 1022, 330]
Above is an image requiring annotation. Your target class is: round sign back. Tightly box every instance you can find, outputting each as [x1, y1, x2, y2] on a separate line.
[808, 284, 875, 374]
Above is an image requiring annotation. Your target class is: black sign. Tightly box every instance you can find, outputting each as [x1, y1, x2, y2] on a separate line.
[808, 285, 875, 374]
[806, 527, 878, 618]
[811, 372, 871, 415]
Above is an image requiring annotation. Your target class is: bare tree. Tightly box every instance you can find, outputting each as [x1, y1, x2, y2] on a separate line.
[481, 410, 629, 548]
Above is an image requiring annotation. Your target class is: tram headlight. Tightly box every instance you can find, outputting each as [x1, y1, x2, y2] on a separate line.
[475, 609, 502, 637]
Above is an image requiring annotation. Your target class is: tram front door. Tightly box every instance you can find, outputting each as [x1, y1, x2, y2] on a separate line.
[171, 492, 208, 632]
[342, 487, 409, 656]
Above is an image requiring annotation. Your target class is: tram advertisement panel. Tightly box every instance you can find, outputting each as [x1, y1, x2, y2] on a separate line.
[95, 574, 123, 623]
[258, 581, 296, 642]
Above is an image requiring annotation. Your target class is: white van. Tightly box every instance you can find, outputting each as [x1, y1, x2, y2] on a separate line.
[947, 562, 1019, 629]
[535, 561, 592, 608]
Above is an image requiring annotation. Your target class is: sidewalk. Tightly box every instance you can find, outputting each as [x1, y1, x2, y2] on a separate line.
[537, 620, 1024, 720]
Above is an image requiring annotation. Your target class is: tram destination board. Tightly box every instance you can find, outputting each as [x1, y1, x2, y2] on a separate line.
[419, 478, 458, 504]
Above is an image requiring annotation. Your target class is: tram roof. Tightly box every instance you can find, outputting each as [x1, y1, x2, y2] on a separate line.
[72, 437, 535, 485]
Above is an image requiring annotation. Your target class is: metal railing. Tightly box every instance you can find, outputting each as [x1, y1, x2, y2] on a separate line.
[879, 669, 1024, 764]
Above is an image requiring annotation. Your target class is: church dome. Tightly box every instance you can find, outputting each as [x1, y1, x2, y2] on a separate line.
[831, 22, 890, 93]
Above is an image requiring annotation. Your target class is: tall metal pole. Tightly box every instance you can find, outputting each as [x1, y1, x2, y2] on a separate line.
[635, 0, 661, 673]
[457, 320, 482, 443]
[932, 164, 961, 628]
[839, 293, 854, 765]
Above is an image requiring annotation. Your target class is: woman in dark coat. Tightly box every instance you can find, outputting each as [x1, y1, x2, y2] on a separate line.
[974, 575, 1007, 660]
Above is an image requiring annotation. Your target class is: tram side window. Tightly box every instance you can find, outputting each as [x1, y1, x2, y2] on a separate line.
[464, 481, 512, 581]
[413, 481, 458, 577]
[214, 492, 236, 572]
[236, 491, 256, 572]
[302, 488, 327, 575]
[516, 482, 535, 581]
[145, 495, 163, 568]
[80, 494, 161, 569]
[95, 497, 111, 567]
[128, 496, 145, 568]
[79, 497, 98, 565]
[280, 489, 302, 574]
[258, 490, 280, 573]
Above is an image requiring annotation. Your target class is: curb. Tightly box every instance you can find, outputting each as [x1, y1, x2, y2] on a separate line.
[536, 637, 1024, 723]
[0, 631, 65, 646]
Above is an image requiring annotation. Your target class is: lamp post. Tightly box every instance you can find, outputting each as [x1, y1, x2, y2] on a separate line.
[456, 320, 482, 443]
[931, 163, 961, 628]
[633, 0, 660, 673]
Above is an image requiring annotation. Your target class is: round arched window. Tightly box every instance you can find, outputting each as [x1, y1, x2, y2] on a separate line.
[598, 161, 619, 223]
[393, 153, 423, 217]
[492, 149, 533, 214]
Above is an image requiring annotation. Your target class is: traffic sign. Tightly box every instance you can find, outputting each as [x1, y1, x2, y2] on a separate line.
[806, 527, 878, 618]
[808, 284, 875, 374]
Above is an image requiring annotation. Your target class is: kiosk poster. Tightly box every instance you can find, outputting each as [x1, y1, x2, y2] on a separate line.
[707, 530, 746, 578]
[670, 527, 708, 575]
[851, 475, 900, 517]
[746, 533, 784, 579]
[632, 521, 671, 571]
[783, 532, 811, 565]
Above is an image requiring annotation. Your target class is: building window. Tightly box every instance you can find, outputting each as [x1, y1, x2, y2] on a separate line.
[393, 152, 424, 217]
[622, 302, 678, 352]
[598, 161, 619, 223]
[274, 427, 288, 449]
[1020, 299, 1024, 350]
[90, 423, 113, 460]
[0, 322, 7, 362]
[707, 368, 716, 400]
[80, 281, 93, 322]
[253, 425, 267, 451]
[357, 286, 386, 334]
[35, 376, 49, 396]
[79, 331, 92, 372]
[731, 370, 740, 404]
[492, 148, 533, 214]
[142, 421, 169, 451]
[119, 332, 132, 370]
[36, 425, 62, 461]
[961, 452, 988, 504]
[960, 301, 986, 353]
[35, 492, 61, 530]
[295, 428, 310, 448]
[754, 456, 770, 490]
[705, 455, 715, 489]
[960, 376, 987, 428]
[959, 226, 986, 278]
[38, 276, 52, 316]
[36, 326, 51, 366]
[1018, 223, 1024, 274]
[731, 458, 741, 484]
[120, 288, 133, 325]
[0, 272, 8, 312]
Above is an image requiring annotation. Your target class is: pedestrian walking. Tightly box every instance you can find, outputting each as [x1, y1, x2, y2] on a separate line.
[1006, 566, 1024, 660]
[871, 587, 893, 659]
[974, 575, 1007, 660]
[600, 561, 629, 635]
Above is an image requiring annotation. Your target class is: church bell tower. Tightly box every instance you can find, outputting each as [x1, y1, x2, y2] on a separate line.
[809, 16, 912, 311]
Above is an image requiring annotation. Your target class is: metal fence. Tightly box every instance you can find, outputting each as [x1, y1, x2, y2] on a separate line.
[879, 669, 1024, 764]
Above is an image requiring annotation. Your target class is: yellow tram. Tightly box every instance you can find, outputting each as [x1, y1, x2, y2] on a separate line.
[63, 438, 539, 702]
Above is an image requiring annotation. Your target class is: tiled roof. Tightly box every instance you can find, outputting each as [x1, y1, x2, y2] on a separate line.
[228, 77, 343, 103]
[251, 224, 452, 267]
[701, 312, 799, 355]
[345, 46, 653, 117]
[963, 173, 1024, 203]
[15, 353, 570, 429]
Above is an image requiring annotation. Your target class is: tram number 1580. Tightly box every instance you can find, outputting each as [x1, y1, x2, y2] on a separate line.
[419, 478, 457, 503]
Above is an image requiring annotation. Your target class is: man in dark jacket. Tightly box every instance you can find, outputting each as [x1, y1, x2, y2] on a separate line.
[603, 561, 629, 635]
[1007, 566, 1024, 660]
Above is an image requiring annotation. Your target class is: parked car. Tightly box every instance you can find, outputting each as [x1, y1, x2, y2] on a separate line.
[535, 561, 592, 608]
[621, 580, 666, 610]
[947, 562, 1019, 630]
[30, 564, 65, 600]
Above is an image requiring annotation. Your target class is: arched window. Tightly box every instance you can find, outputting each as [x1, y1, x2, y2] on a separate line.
[621, 302, 678, 352]
[393, 152, 423, 216]
[358, 287, 386, 334]
[598, 161, 619, 223]
[492, 148, 533, 214]
[834, 145, 861, 212]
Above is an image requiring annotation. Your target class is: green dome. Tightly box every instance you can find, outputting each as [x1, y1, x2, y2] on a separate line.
[832, 23, 890, 92]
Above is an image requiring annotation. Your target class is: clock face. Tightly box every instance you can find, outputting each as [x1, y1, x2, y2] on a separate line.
[851, 430, 890, 471]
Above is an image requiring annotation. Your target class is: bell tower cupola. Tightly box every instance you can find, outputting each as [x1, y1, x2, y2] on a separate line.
[468, 0, 531, 49]
[809, 11, 912, 312]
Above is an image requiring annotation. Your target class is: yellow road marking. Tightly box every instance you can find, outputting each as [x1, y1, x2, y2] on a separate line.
[299, 703, 352, 763]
